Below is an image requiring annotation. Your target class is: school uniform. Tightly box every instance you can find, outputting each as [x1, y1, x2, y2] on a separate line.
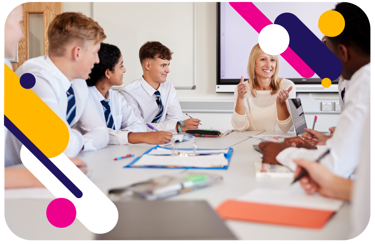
[88, 87, 147, 144]
[119, 77, 183, 133]
[5, 55, 109, 166]
[276, 63, 370, 178]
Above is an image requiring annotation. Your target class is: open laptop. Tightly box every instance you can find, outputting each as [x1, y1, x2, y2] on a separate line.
[96, 200, 237, 240]
[288, 98, 308, 136]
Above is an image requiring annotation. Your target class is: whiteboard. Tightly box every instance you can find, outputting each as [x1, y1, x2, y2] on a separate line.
[93, 2, 196, 89]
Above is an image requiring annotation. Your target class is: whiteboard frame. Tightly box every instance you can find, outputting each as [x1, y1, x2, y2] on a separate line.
[92, 2, 196, 90]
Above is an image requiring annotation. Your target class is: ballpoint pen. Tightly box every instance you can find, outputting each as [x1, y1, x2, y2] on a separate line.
[311, 116, 317, 139]
[146, 123, 159, 131]
[185, 113, 202, 125]
[291, 149, 330, 185]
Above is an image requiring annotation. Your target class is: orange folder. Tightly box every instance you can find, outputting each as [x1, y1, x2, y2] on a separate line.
[216, 200, 335, 229]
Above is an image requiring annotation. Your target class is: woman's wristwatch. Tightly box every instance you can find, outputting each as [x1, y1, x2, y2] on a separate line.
[177, 120, 185, 133]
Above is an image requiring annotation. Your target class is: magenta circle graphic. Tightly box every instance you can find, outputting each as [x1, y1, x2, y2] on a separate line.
[46, 198, 76, 228]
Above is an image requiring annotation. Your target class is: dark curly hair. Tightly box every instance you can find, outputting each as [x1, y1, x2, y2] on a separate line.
[139, 41, 173, 64]
[327, 2, 370, 56]
[86, 43, 121, 86]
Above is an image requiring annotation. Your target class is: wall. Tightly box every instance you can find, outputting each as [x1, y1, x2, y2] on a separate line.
[62, 2, 340, 130]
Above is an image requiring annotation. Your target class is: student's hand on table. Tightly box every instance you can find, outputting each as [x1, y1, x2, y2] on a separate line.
[301, 128, 328, 146]
[180, 118, 200, 132]
[284, 136, 317, 149]
[276, 86, 293, 105]
[293, 158, 337, 198]
[237, 76, 248, 99]
[258, 142, 290, 165]
[148, 131, 173, 144]
[69, 158, 88, 174]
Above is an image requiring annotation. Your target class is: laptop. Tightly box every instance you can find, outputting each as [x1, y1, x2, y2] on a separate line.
[96, 200, 237, 240]
[288, 98, 308, 136]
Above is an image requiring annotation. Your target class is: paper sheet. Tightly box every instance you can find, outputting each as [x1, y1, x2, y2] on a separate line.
[238, 188, 343, 211]
[148, 147, 229, 155]
[5, 188, 54, 199]
[132, 153, 228, 167]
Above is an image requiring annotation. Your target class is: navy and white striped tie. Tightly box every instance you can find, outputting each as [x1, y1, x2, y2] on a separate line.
[152, 90, 164, 123]
[341, 88, 345, 105]
[101, 100, 115, 129]
[66, 85, 76, 125]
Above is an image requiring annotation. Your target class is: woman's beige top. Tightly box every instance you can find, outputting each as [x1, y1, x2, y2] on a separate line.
[231, 78, 296, 133]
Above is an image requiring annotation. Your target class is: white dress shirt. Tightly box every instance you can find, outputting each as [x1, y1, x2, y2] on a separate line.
[349, 111, 369, 238]
[338, 77, 346, 111]
[276, 63, 370, 178]
[119, 77, 183, 133]
[231, 79, 296, 133]
[5, 55, 109, 166]
[88, 87, 147, 145]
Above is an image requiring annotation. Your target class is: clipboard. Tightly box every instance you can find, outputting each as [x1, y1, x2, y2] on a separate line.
[123, 145, 234, 170]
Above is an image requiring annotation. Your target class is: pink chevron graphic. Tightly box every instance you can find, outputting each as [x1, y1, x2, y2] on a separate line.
[229, 2, 315, 78]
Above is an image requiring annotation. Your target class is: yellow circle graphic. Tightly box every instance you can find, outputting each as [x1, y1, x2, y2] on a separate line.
[319, 10, 345, 37]
[321, 78, 332, 88]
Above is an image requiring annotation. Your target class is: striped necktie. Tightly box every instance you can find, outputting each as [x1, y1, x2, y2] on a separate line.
[152, 90, 164, 123]
[341, 88, 345, 105]
[101, 100, 115, 129]
[66, 85, 76, 125]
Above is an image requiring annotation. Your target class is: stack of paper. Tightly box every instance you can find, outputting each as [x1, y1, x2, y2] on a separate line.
[148, 147, 229, 155]
[217, 188, 343, 229]
[254, 162, 294, 178]
[132, 153, 229, 168]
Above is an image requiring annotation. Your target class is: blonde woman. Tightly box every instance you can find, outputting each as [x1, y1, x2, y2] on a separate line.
[231, 44, 296, 132]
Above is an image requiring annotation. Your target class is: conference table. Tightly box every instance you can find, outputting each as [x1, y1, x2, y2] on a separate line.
[4, 131, 351, 240]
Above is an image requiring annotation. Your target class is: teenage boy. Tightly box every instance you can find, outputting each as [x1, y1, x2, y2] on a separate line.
[5, 12, 109, 166]
[4, 7, 87, 188]
[259, 2, 370, 178]
[119, 41, 200, 133]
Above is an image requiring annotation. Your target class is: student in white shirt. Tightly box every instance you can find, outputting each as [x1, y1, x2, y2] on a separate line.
[5, 12, 109, 167]
[86, 43, 173, 144]
[259, 2, 370, 178]
[292, 111, 369, 238]
[119, 41, 200, 133]
[4, 6, 87, 189]
[231, 43, 296, 133]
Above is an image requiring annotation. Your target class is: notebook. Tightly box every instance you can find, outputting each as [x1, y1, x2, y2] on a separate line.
[216, 188, 343, 229]
[288, 98, 308, 136]
[254, 162, 294, 178]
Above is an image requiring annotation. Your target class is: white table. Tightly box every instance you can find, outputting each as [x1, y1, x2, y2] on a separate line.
[4, 131, 350, 240]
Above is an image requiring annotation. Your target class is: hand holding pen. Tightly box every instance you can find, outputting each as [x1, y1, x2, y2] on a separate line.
[186, 113, 202, 125]
[291, 149, 330, 185]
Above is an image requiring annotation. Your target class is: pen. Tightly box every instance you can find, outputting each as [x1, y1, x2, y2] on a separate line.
[311, 116, 317, 140]
[114, 154, 134, 161]
[291, 149, 331, 185]
[185, 113, 202, 125]
[146, 123, 159, 131]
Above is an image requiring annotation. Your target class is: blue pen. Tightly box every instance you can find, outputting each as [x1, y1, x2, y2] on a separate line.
[146, 123, 159, 131]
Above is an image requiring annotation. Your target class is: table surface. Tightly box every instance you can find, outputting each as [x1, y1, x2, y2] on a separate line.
[4, 131, 350, 240]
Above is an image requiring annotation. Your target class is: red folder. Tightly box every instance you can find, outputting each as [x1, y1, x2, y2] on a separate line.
[216, 200, 335, 229]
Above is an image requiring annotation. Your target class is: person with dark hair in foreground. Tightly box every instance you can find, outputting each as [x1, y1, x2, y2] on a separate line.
[259, 2, 370, 178]
[86, 43, 173, 144]
[119, 41, 201, 133]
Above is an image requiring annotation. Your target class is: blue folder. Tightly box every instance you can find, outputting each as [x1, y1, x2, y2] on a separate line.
[124, 145, 234, 170]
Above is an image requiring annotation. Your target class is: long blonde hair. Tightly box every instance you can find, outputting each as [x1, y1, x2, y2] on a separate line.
[247, 44, 280, 97]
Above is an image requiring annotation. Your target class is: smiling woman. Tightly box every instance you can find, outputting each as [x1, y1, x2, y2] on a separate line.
[231, 43, 296, 133]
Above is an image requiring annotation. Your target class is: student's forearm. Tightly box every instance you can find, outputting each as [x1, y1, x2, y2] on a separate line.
[5, 168, 44, 189]
[328, 176, 353, 202]
[235, 97, 246, 115]
[276, 102, 290, 121]
[128, 132, 153, 144]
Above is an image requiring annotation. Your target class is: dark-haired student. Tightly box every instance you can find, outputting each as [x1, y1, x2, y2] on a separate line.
[259, 2, 370, 178]
[119, 41, 200, 133]
[86, 43, 173, 145]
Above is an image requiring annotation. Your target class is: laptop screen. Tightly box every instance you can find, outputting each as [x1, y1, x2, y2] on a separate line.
[288, 98, 308, 136]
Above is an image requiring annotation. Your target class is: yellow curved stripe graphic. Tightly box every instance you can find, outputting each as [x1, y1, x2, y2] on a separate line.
[4, 64, 69, 158]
